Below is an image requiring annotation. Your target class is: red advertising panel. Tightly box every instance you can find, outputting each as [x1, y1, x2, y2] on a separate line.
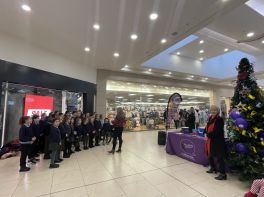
[24, 94, 54, 116]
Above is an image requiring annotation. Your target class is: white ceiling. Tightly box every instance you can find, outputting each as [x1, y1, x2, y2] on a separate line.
[0, 0, 247, 73]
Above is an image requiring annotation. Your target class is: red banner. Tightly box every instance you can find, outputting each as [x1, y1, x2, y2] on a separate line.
[24, 94, 54, 116]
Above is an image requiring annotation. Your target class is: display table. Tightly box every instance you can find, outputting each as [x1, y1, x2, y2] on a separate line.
[166, 131, 209, 166]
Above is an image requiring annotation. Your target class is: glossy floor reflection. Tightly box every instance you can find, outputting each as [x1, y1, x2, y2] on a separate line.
[0, 131, 249, 197]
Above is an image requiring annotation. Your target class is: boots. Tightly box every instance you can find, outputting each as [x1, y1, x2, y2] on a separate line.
[19, 166, 30, 172]
[116, 148, 121, 153]
[215, 174, 227, 180]
[49, 163, 59, 168]
[206, 168, 217, 174]
[108, 150, 115, 154]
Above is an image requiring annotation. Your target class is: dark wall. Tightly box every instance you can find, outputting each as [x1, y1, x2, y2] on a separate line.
[0, 59, 96, 113]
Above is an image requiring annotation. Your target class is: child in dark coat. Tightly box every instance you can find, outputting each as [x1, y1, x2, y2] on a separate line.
[94, 114, 102, 146]
[101, 118, 112, 145]
[49, 118, 61, 168]
[74, 118, 82, 152]
[89, 117, 96, 148]
[19, 116, 36, 172]
[82, 118, 89, 150]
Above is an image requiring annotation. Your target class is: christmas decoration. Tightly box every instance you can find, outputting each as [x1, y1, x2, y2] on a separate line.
[228, 58, 264, 181]
[236, 143, 249, 154]
[230, 109, 242, 120]
[235, 118, 248, 129]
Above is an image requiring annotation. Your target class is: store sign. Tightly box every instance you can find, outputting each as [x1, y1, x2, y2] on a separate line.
[24, 95, 54, 116]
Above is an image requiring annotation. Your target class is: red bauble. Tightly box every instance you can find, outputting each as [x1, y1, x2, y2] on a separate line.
[237, 72, 249, 81]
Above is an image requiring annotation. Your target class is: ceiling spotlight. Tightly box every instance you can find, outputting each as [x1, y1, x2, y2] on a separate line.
[199, 50, 204, 54]
[93, 24, 100, 30]
[113, 53, 119, 57]
[149, 13, 159, 20]
[148, 69, 152, 72]
[161, 39, 167, 44]
[247, 32, 254, 37]
[199, 57, 204, 61]
[116, 96, 123, 99]
[262, 40, 264, 44]
[190, 75, 194, 78]
[199, 40, 204, 44]
[168, 72, 172, 75]
[147, 94, 154, 97]
[21, 4, 31, 12]
[130, 34, 138, 40]
[84, 47, 90, 52]
[224, 48, 229, 52]
[124, 65, 129, 68]
[176, 52, 181, 55]
[129, 93, 136, 96]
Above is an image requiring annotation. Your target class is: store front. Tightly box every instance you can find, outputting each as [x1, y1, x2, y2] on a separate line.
[0, 59, 96, 147]
[106, 80, 210, 131]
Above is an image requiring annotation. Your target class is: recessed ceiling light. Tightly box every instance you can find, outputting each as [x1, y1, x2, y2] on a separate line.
[93, 24, 100, 30]
[247, 32, 254, 37]
[21, 4, 31, 12]
[199, 50, 204, 54]
[176, 52, 180, 55]
[130, 34, 138, 40]
[161, 39, 167, 44]
[168, 72, 172, 75]
[116, 96, 123, 99]
[124, 65, 129, 68]
[149, 13, 158, 20]
[199, 40, 204, 44]
[84, 47, 90, 52]
[113, 53, 119, 57]
[199, 57, 204, 61]
[129, 93, 136, 96]
[224, 48, 229, 52]
[148, 69, 152, 72]
[190, 75, 194, 78]
[262, 40, 264, 44]
[204, 78, 208, 80]
[147, 94, 154, 97]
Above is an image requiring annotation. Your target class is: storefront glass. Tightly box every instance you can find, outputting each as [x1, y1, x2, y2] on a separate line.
[0, 82, 83, 146]
[106, 80, 210, 131]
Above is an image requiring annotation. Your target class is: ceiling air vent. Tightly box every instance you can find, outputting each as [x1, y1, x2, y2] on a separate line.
[171, 31, 178, 36]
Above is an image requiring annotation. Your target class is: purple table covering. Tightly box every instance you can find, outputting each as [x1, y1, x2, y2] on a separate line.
[166, 131, 209, 166]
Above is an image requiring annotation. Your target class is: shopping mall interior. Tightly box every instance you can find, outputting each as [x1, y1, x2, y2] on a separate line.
[0, 0, 264, 196]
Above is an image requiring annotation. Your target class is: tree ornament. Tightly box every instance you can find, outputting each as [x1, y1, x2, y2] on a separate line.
[256, 102, 262, 108]
[230, 109, 242, 120]
[235, 118, 248, 129]
[236, 143, 249, 154]
[254, 127, 263, 134]
[248, 94, 256, 100]
[251, 111, 257, 117]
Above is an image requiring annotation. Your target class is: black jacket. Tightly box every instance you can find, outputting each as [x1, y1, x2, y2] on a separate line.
[102, 122, 111, 132]
[19, 124, 33, 144]
[88, 123, 96, 134]
[31, 123, 40, 137]
[63, 123, 72, 138]
[82, 124, 89, 135]
[206, 116, 226, 158]
[59, 123, 66, 139]
[49, 125, 61, 144]
[186, 112, 195, 131]
[94, 120, 102, 131]
[75, 125, 83, 136]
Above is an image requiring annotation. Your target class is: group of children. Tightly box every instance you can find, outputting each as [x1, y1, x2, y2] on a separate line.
[19, 110, 113, 171]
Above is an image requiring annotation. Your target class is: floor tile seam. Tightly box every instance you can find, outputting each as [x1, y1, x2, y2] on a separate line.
[90, 147, 129, 197]
[10, 170, 27, 197]
[75, 152, 91, 197]
[49, 168, 55, 194]
[159, 167, 206, 197]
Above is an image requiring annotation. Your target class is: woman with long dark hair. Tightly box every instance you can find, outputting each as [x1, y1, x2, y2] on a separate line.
[205, 105, 227, 180]
[108, 108, 126, 154]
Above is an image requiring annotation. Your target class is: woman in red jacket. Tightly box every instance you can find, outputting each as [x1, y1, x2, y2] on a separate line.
[108, 108, 126, 154]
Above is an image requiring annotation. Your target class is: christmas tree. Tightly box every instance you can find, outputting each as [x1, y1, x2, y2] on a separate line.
[228, 58, 264, 181]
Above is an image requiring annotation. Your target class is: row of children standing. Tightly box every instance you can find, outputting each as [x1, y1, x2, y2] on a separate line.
[19, 110, 113, 172]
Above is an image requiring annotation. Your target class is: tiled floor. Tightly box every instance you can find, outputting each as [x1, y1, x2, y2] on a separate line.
[0, 131, 250, 197]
